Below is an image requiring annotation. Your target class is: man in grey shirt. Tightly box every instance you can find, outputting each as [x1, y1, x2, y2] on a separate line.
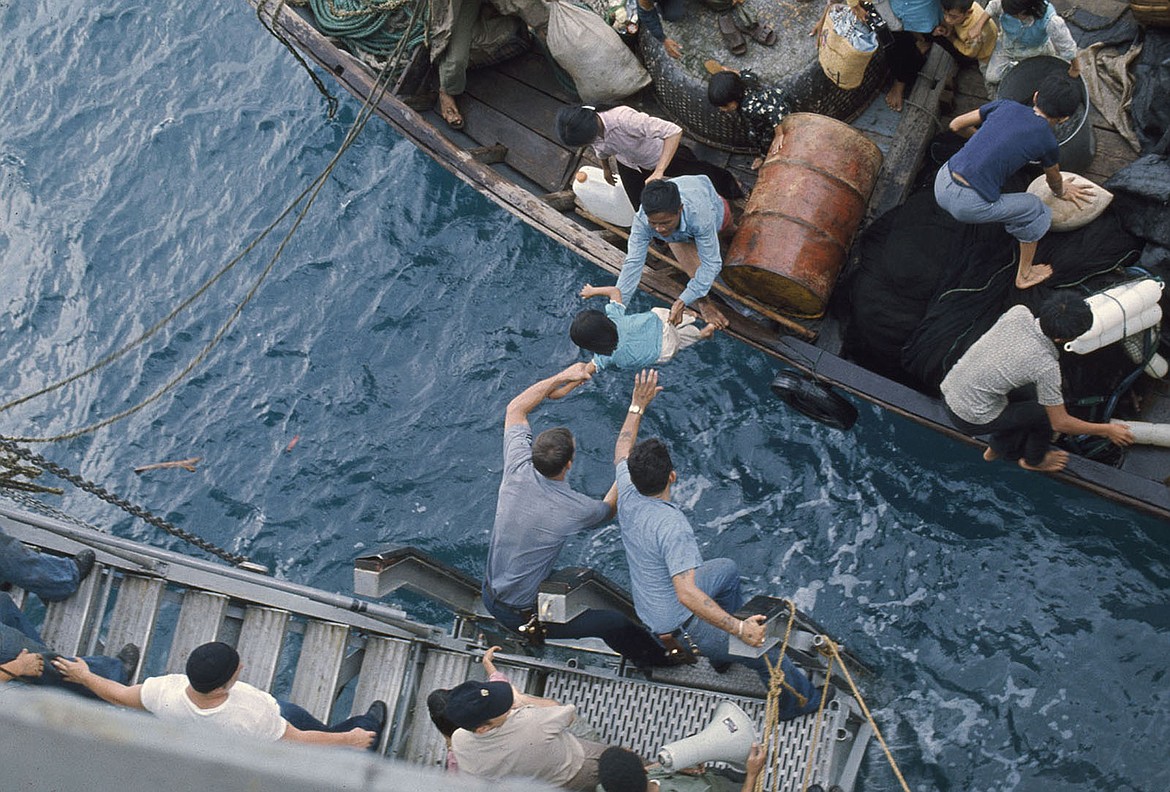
[941, 292, 1133, 471]
[481, 362, 667, 668]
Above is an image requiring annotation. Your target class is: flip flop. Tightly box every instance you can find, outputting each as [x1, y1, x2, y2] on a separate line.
[717, 13, 747, 56]
[732, 4, 777, 46]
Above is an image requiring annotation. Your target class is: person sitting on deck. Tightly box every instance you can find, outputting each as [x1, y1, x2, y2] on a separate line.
[932, 0, 998, 70]
[597, 743, 767, 792]
[427, 645, 516, 772]
[611, 369, 822, 718]
[54, 640, 388, 751]
[940, 292, 1134, 472]
[571, 284, 715, 373]
[933, 74, 1091, 289]
[614, 177, 733, 331]
[965, 0, 1079, 90]
[0, 528, 95, 603]
[635, 0, 685, 60]
[445, 678, 616, 789]
[0, 592, 138, 698]
[481, 363, 671, 670]
[554, 105, 743, 211]
[705, 67, 790, 167]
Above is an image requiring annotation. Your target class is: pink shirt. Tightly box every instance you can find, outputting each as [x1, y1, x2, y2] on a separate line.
[593, 106, 683, 171]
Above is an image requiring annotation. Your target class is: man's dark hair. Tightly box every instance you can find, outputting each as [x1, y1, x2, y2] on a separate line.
[940, 0, 975, 11]
[627, 438, 674, 496]
[532, 427, 575, 477]
[1001, 0, 1047, 17]
[570, 310, 619, 356]
[1037, 292, 1093, 341]
[598, 747, 649, 792]
[641, 179, 682, 216]
[1034, 75, 1081, 119]
[707, 71, 746, 107]
[556, 106, 601, 147]
[427, 688, 457, 738]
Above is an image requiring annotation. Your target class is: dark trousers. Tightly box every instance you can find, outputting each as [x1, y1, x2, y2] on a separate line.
[278, 700, 383, 751]
[945, 398, 1053, 467]
[616, 146, 743, 211]
[886, 31, 928, 86]
[483, 586, 668, 668]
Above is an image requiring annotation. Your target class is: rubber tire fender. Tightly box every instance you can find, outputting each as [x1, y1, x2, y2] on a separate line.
[770, 371, 859, 431]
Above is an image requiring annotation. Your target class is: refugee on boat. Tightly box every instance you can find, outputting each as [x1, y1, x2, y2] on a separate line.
[965, 0, 1079, 89]
[940, 292, 1134, 472]
[554, 105, 743, 209]
[0, 592, 138, 697]
[932, 0, 999, 70]
[597, 743, 767, 792]
[705, 67, 790, 167]
[444, 678, 615, 789]
[616, 177, 733, 330]
[612, 369, 822, 717]
[481, 363, 671, 669]
[874, 0, 941, 112]
[933, 75, 1091, 289]
[432, 0, 481, 130]
[54, 641, 388, 750]
[634, 0, 684, 59]
[427, 645, 515, 772]
[572, 284, 715, 372]
[0, 527, 94, 602]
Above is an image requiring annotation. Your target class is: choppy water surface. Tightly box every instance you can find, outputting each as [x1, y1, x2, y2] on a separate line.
[1, 2, 1166, 790]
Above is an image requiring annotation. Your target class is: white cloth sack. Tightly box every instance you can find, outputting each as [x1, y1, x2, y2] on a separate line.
[1027, 172, 1113, 232]
[546, 1, 650, 103]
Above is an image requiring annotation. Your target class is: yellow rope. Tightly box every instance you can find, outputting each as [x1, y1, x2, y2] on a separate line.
[799, 652, 836, 792]
[820, 636, 914, 792]
[755, 601, 799, 792]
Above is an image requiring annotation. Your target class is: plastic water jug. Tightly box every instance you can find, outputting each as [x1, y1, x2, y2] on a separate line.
[572, 166, 635, 227]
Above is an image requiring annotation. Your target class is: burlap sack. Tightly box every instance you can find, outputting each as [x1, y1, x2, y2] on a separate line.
[1027, 172, 1114, 231]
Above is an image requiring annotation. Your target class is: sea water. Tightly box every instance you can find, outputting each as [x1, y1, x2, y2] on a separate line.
[0, 1, 1166, 790]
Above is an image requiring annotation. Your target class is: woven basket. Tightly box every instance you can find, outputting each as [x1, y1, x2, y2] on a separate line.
[817, 12, 875, 90]
[1130, 0, 1170, 26]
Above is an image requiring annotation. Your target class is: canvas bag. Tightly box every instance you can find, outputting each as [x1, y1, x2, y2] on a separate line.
[817, 3, 878, 90]
[546, 1, 651, 103]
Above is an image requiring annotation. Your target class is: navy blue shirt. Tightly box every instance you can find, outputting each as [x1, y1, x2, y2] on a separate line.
[948, 100, 1060, 202]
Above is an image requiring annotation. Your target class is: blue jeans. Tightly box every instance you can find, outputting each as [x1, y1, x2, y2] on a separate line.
[483, 584, 670, 669]
[934, 164, 1051, 243]
[277, 700, 384, 751]
[0, 593, 125, 697]
[684, 559, 821, 721]
[0, 529, 79, 602]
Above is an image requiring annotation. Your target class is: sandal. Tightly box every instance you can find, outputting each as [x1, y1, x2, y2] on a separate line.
[717, 12, 747, 56]
[732, 4, 776, 46]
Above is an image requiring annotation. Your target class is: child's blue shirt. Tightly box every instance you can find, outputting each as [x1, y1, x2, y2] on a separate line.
[591, 300, 663, 371]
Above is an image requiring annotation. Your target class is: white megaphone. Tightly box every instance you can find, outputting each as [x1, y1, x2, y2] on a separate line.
[657, 701, 756, 770]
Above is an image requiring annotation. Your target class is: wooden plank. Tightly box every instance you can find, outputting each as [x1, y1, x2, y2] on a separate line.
[350, 635, 412, 721]
[288, 620, 350, 722]
[494, 53, 578, 104]
[459, 93, 574, 193]
[464, 68, 569, 142]
[401, 649, 474, 767]
[236, 605, 290, 691]
[40, 564, 104, 656]
[102, 575, 165, 681]
[166, 590, 229, 674]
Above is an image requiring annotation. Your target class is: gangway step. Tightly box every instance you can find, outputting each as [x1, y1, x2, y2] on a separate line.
[167, 590, 229, 674]
[289, 620, 350, 722]
[236, 605, 291, 691]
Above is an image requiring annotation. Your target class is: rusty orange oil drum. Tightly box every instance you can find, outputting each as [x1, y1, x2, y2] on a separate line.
[723, 113, 883, 318]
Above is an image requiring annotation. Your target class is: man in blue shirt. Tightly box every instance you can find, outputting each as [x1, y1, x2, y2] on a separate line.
[615, 177, 733, 332]
[934, 75, 1092, 289]
[612, 369, 821, 719]
[481, 363, 668, 668]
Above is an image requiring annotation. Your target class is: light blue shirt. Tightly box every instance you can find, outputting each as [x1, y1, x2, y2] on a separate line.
[591, 300, 663, 371]
[616, 175, 724, 308]
[616, 460, 703, 634]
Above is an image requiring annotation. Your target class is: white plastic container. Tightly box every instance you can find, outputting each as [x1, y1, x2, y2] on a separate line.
[1122, 334, 1168, 379]
[572, 166, 635, 227]
[1113, 420, 1170, 447]
[1065, 279, 1164, 355]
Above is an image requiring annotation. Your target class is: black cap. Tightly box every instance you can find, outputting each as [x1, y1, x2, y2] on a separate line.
[444, 680, 513, 731]
[186, 641, 240, 693]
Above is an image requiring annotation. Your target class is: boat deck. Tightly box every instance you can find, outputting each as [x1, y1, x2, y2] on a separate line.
[0, 493, 872, 789]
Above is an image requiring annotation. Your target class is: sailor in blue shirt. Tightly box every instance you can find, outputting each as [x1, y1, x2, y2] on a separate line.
[615, 176, 733, 331]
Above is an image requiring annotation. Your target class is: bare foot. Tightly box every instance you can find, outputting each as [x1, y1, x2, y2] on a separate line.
[982, 447, 999, 462]
[701, 303, 730, 329]
[437, 92, 463, 130]
[885, 81, 906, 112]
[1015, 263, 1053, 289]
[1018, 450, 1069, 472]
[699, 323, 717, 339]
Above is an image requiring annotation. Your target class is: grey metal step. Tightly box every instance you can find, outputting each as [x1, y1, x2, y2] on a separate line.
[350, 635, 412, 721]
[40, 565, 105, 656]
[401, 649, 474, 767]
[167, 590, 230, 674]
[102, 575, 165, 681]
[236, 605, 291, 691]
[289, 620, 350, 722]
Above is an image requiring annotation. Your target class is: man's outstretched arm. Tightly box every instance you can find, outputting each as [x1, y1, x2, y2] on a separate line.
[505, 362, 594, 429]
[614, 369, 662, 464]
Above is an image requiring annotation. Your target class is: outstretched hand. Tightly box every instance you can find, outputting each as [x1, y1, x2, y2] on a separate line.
[1057, 178, 1093, 208]
[51, 655, 90, 682]
[8, 648, 43, 678]
[631, 369, 663, 411]
[1107, 422, 1135, 447]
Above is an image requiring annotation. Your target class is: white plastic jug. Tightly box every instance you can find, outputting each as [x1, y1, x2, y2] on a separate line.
[572, 166, 635, 227]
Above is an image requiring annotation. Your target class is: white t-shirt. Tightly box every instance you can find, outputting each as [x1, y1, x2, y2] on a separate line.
[139, 674, 287, 741]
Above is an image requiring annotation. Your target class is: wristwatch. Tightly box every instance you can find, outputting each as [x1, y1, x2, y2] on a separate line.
[628, 404, 643, 415]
